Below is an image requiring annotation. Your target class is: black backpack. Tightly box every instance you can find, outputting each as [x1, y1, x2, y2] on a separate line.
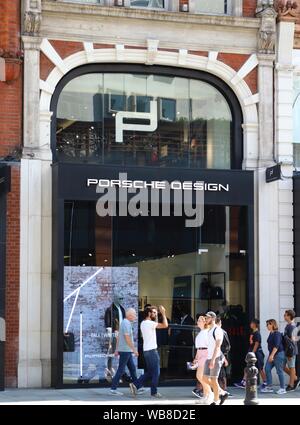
[282, 333, 295, 358]
[213, 328, 231, 356]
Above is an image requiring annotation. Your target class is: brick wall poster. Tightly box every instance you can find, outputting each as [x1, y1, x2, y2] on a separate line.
[63, 266, 138, 383]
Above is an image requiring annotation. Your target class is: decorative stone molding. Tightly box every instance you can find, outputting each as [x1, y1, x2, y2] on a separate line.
[24, 0, 42, 36]
[275, 0, 298, 21]
[146, 39, 159, 65]
[256, 1, 275, 14]
[0, 49, 23, 84]
[257, 6, 277, 54]
[37, 40, 259, 173]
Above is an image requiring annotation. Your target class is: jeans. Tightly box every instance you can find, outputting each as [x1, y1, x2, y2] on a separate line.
[111, 352, 138, 390]
[136, 349, 160, 395]
[265, 351, 285, 389]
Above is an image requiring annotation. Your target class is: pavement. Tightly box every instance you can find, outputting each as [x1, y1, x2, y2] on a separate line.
[0, 386, 299, 405]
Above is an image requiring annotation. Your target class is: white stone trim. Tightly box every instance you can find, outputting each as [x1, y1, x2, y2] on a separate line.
[115, 44, 125, 61]
[208, 51, 218, 62]
[39, 79, 54, 95]
[231, 54, 258, 85]
[243, 93, 259, 106]
[178, 49, 188, 66]
[146, 39, 159, 65]
[39, 43, 259, 169]
[40, 38, 69, 75]
[83, 41, 94, 63]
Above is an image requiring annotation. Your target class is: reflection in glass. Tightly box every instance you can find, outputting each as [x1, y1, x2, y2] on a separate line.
[130, 0, 164, 8]
[63, 201, 249, 384]
[56, 73, 233, 169]
[194, 0, 232, 15]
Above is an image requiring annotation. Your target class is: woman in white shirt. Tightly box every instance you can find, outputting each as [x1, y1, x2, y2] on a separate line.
[193, 315, 211, 401]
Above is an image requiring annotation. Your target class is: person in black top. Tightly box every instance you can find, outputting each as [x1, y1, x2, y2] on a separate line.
[283, 310, 299, 391]
[261, 319, 286, 394]
[234, 319, 267, 389]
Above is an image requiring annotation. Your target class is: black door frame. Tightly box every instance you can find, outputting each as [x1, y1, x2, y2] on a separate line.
[51, 163, 254, 388]
[0, 165, 11, 391]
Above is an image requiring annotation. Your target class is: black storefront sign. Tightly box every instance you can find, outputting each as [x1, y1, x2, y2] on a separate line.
[266, 164, 281, 183]
[52, 163, 254, 388]
[0, 165, 11, 391]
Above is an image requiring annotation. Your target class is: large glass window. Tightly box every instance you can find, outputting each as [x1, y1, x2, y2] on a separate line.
[63, 201, 249, 384]
[194, 0, 232, 15]
[130, 0, 164, 8]
[55, 72, 233, 169]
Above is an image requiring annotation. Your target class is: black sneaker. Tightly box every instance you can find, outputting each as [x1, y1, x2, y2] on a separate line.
[219, 392, 229, 405]
[210, 402, 217, 405]
[192, 388, 203, 398]
[286, 385, 295, 392]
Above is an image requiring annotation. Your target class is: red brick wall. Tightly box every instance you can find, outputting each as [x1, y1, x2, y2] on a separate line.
[50, 40, 83, 60]
[0, 0, 21, 387]
[5, 166, 20, 387]
[243, 0, 257, 17]
[0, 0, 22, 158]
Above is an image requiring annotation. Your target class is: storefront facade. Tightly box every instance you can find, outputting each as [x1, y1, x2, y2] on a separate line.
[17, 0, 296, 388]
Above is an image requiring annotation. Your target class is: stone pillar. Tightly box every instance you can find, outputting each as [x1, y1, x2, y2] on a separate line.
[23, 36, 41, 152]
[18, 35, 52, 387]
[257, 53, 276, 167]
[255, 4, 280, 350]
[275, 19, 296, 330]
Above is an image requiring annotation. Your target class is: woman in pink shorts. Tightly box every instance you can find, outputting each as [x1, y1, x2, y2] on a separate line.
[193, 316, 211, 400]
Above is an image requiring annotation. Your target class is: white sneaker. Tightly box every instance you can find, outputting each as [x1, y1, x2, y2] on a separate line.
[260, 386, 274, 393]
[137, 388, 149, 394]
[129, 383, 137, 396]
[110, 389, 123, 396]
[200, 394, 214, 405]
[151, 392, 163, 398]
[276, 388, 287, 395]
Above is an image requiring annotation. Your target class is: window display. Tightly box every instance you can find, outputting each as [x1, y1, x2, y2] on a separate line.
[63, 266, 138, 383]
[61, 200, 250, 384]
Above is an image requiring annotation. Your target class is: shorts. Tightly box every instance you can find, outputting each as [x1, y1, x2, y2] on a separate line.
[285, 355, 296, 368]
[255, 350, 265, 371]
[204, 355, 224, 378]
[196, 348, 208, 369]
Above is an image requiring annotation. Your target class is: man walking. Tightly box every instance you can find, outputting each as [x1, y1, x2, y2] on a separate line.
[202, 311, 228, 405]
[130, 305, 168, 398]
[110, 308, 147, 395]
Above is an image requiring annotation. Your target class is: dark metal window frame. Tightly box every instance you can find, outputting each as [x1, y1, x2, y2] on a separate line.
[50, 64, 244, 170]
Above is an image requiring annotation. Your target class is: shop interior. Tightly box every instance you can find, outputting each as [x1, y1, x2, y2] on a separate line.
[63, 201, 249, 383]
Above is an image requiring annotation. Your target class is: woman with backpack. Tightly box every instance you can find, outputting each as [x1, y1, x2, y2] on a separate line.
[261, 319, 286, 394]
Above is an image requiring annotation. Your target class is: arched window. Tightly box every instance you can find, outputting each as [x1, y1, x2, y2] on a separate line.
[51, 65, 243, 169]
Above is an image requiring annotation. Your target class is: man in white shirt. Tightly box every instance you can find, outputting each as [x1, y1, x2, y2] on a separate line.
[130, 305, 168, 398]
[202, 311, 228, 405]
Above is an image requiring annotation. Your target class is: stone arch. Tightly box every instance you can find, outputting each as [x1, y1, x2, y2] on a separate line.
[39, 42, 259, 168]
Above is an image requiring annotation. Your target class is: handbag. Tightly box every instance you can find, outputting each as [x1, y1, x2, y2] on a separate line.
[186, 361, 198, 371]
[63, 332, 75, 352]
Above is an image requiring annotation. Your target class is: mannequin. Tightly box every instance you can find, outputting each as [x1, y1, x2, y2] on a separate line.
[104, 294, 131, 383]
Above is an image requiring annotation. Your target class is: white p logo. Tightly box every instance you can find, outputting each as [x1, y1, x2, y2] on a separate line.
[115, 100, 158, 143]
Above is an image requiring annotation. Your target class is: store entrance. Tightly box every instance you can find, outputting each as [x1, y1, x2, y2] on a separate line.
[62, 201, 249, 385]
[114, 205, 249, 384]
[52, 163, 254, 388]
